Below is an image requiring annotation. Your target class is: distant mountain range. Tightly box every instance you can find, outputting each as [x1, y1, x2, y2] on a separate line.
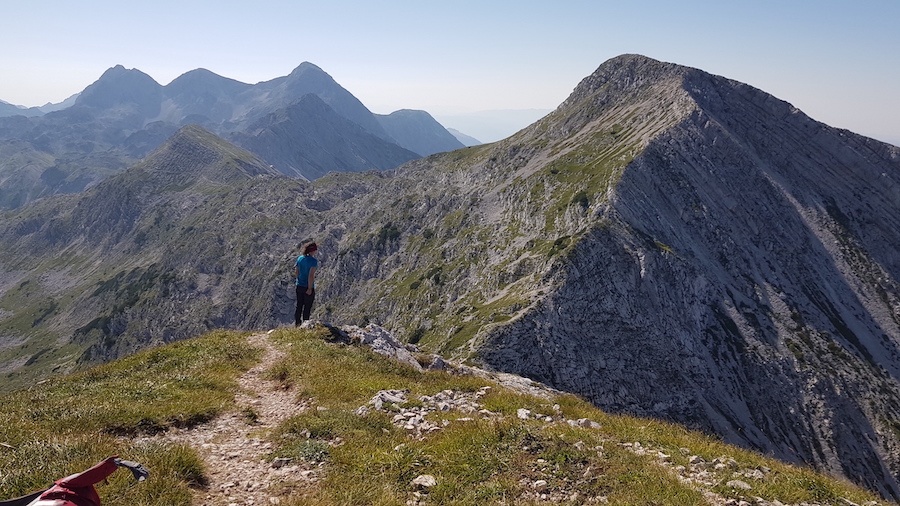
[0, 94, 81, 117]
[0, 100, 39, 117]
[0, 63, 465, 209]
[446, 127, 482, 146]
[1, 55, 899, 499]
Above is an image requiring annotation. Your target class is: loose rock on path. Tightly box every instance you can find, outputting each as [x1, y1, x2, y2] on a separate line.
[136, 331, 314, 506]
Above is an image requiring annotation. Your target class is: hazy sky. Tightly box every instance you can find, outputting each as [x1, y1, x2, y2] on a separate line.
[1, 1, 898, 145]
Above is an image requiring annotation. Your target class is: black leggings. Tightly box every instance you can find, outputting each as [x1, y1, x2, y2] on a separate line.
[295, 286, 315, 324]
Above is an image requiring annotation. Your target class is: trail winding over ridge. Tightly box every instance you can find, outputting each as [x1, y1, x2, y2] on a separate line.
[138, 331, 315, 505]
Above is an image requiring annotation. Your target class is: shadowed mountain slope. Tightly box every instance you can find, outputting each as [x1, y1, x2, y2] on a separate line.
[158, 68, 252, 126]
[0, 125, 294, 383]
[376, 109, 466, 156]
[230, 94, 420, 179]
[235, 62, 393, 141]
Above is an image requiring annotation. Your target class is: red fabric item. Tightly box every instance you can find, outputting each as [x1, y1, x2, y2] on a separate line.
[37, 457, 119, 506]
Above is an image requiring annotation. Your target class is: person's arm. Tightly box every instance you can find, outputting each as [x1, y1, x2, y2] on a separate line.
[306, 267, 316, 294]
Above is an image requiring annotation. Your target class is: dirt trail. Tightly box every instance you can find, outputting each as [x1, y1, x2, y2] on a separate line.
[140, 331, 316, 505]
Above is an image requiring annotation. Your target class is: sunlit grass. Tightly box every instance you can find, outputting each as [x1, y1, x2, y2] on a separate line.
[0, 330, 258, 504]
[267, 326, 889, 505]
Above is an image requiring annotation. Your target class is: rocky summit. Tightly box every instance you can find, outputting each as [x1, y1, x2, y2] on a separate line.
[0, 54, 899, 499]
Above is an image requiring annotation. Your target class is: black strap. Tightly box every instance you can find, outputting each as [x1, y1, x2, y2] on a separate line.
[0, 488, 47, 506]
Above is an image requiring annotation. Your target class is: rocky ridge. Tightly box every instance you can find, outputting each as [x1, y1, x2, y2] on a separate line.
[475, 58, 900, 497]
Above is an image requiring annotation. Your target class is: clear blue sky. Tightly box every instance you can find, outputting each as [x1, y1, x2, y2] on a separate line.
[1, 0, 898, 145]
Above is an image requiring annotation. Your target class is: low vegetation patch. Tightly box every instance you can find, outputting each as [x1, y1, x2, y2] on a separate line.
[0, 330, 257, 504]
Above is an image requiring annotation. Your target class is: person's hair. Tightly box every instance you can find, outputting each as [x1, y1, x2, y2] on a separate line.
[303, 242, 318, 255]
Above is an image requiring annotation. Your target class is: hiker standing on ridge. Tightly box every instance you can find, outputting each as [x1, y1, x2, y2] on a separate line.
[294, 242, 318, 325]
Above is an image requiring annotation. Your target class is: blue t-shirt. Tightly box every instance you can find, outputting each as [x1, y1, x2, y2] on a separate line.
[295, 255, 318, 287]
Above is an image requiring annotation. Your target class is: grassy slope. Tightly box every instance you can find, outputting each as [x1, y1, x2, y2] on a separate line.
[0, 327, 889, 505]
[0, 330, 258, 505]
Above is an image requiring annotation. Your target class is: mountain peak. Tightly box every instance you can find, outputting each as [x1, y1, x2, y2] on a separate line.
[245, 61, 391, 143]
[282, 62, 337, 90]
[168, 123, 223, 143]
[528, 54, 692, 144]
[565, 54, 685, 105]
[75, 65, 163, 115]
[169, 67, 221, 83]
[98, 64, 151, 81]
[289, 61, 326, 77]
[165, 68, 250, 98]
[168, 67, 245, 86]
